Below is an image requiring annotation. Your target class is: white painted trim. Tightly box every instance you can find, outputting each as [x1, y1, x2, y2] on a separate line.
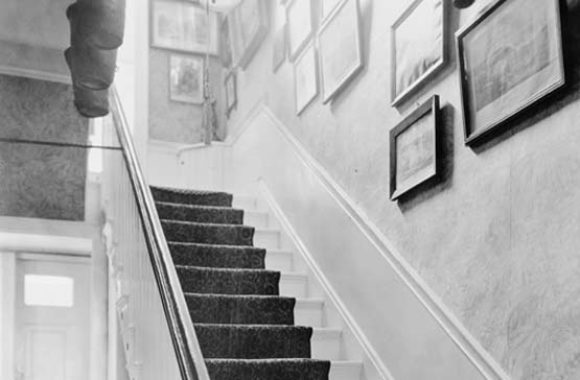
[258, 180, 396, 380]
[256, 105, 511, 380]
[0, 65, 71, 84]
[0, 233, 92, 256]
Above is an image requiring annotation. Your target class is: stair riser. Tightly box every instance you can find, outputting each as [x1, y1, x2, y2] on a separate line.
[243, 211, 270, 228]
[329, 363, 363, 380]
[157, 204, 243, 225]
[280, 274, 308, 298]
[195, 326, 313, 359]
[177, 268, 280, 295]
[265, 251, 294, 272]
[254, 230, 281, 249]
[311, 331, 342, 361]
[295, 302, 324, 328]
[162, 221, 255, 246]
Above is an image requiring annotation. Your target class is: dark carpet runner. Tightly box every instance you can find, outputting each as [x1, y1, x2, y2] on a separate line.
[151, 186, 331, 380]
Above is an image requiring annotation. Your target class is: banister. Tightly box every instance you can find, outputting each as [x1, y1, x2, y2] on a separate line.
[109, 87, 209, 380]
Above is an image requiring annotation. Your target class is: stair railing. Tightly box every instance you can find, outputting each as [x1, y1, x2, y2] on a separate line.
[101, 87, 209, 380]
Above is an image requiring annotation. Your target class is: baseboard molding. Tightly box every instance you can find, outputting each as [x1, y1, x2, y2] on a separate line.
[258, 179, 396, 380]
[256, 105, 510, 380]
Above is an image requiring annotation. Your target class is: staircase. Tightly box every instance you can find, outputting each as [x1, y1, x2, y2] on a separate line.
[151, 186, 363, 380]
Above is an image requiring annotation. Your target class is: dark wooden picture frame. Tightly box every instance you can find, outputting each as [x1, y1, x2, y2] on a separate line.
[224, 70, 237, 117]
[391, 0, 448, 106]
[318, 0, 363, 103]
[228, 0, 269, 69]
[457, 0, 566, 145]
[390, 95, 440, 200]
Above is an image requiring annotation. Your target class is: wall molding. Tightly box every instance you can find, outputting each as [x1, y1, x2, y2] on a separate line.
[258, 179, 396, 380]
[0, 232, 92, 256]
[0, 65, 71, 84]
[254, 104, 511, 380]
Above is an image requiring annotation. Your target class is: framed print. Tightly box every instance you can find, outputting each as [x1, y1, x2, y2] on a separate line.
[457, 0, 565, 145]
[294, 43, 318, 115]
[224, 70, 237, 116]
[320, 0, 343, 22]
[151, 0, 219, 55]
[391, 0, 448, 106]
[318, 0, 363, 103]
[390, 95, 440, 200]
[287, 0, 314, 61]
[273, 25, 287, 72]
[228, 0, 269, 69]
[169, 54, 204, 104]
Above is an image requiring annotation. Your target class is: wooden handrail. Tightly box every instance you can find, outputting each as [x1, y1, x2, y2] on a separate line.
[109, 87, 209, 380]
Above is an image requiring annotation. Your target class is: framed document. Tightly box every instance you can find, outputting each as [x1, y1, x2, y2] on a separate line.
[390, 96, 440, 200]
[457, 0, 565, 144]
[318, 0, 363, 103]
[151, 0, 219, 55]
[391, 0, 448, 106]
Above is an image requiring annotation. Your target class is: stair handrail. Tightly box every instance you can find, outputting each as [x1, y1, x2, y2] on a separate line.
[109, 86, 210, 380]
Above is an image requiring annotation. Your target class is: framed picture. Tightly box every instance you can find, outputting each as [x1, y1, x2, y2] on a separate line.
[318, 0, 363, 103]
[151, 0, 219, 55]
[390, 95, 440, 200]
[169, 54, 204, 104]
[273, 25, 287, 72]
[294, 43, 318, 115]
[287, 0, 314, 61]
[457, 0, 565, 144]
[224, 70, 237, 116]
[391, 0, 448, 106]
[228, 0, 269, 69]
[320, 0, 343, 22]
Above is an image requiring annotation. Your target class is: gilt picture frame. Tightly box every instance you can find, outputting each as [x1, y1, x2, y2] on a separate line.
[169, 54, 204, 104]
[151, 0, 219, 55]
[318, 0, 363, 103]
[294, 42, 319, 115]
[391, 0, 448, 106]
[457, 0, 566, 145]
[390, 95, 440, 200]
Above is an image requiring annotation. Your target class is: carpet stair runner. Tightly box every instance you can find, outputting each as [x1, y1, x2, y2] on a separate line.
[151, 186, 332, 380]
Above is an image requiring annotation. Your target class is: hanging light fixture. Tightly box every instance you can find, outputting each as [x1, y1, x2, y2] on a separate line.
[67, 0, 126, 50]
[198, 0, 243, 13]
[453, 0, 475, 8]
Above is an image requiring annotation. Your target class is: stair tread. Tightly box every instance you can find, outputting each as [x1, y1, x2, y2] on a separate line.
[161, 219, 253, 228]
[175, 265, 279, 274]
[156, 201, 243, 212]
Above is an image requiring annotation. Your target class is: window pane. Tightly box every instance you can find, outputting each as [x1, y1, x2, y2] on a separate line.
[24, 275, 74, 307]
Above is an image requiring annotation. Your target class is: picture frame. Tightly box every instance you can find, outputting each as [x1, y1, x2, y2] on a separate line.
[318, 0, 363, 103]
[391, 0, 448, 106]
[287, 0, 314, 61]
[457, 0, 566, 145]
[390, 95, 440, 200]
[219, 17, 233, 68]
[294, 42, 319, 115]
[272, 25, 287, 72]
[151, 0, 219, 55]
[169, 54, 204, 104]
[224, 70, 237, 116]
[228, 0, 270, 69]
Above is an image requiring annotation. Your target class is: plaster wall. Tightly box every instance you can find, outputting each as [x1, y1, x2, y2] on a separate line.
[226, 0, 580, 379]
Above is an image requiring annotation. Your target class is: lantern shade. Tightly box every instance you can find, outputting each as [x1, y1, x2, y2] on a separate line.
[67, 0, 126, 50]
[73, 85, 110, 118]
[66, 45, 117, 90]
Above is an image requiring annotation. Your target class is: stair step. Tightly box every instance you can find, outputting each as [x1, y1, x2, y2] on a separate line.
[243, 210, 270, 228]
[329, 361, 363, 380]
[151, 186, 232, 207]
[312, 329, 343, 361]
[185, 293, 295, 325]
[156, 202, 244, 225]
[280, 272, 308, 298]
[161, 220, 254, 246]
[176, 266, 280, 295]
[205, 358, 331, 380]
[295, 298, 325, 327]
[254, 228, 281, 249]
[169, 243, 266, 269]
[265, 249, 294, 271]
[194, 324, 312, 359]
[233, 195, 260, 211]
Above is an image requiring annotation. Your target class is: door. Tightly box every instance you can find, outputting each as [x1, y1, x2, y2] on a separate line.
[13, 255, 90, 380]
